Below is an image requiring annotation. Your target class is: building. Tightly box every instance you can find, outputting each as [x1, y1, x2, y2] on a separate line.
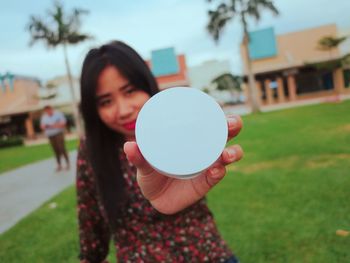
[41, 75, 80, 108]
[147, 47, 190, 89]
[241, 24, 350, 105]
[0, 72, 82, 139]
[0, 73, 41, 139]
[188, 59, 244, 104]
[188, 59, 232, 90]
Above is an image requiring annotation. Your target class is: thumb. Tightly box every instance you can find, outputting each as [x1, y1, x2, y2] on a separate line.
[123, 141, 153, 176]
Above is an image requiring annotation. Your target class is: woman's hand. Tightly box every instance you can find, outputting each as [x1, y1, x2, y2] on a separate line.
[124, 115, 243, 215]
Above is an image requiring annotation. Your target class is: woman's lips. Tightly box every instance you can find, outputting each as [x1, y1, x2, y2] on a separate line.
[123, 120, 136, 131]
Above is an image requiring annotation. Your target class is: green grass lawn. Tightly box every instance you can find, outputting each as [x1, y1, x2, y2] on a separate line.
[1, 100, 349, 262]
[0, 139, 79, 174]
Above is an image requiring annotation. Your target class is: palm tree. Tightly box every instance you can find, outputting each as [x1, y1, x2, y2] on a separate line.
[27, 0, 92, 135]
[206, 0, 279, 113]
[317, 35, 347, 59]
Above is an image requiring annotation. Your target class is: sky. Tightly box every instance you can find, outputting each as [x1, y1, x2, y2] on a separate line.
[1, 0, 350, 82]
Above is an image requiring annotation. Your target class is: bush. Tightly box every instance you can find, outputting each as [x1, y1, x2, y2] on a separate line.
[0, 136, 24, 148]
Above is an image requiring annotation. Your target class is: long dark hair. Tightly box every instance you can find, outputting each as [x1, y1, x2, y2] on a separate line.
[80, 41, 159, 228]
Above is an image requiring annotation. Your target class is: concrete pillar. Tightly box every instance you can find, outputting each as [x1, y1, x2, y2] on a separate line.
[276, 77, 286, 103]
[255, 81, 263, 105]
[264, 79, 274, 105]
[242, 82, 249, 106]
[287, 75, 297, 101]
[333, 68, 345, 94]
[25, 113, 35, 139]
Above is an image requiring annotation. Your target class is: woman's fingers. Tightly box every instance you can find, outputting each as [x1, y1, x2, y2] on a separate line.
[220, 144, 244, 165]
[204, 163, 227, 189]
[227, 115, 243, 141]
[123, 141, 153, 176]
[203, 144, 243, 188]
[204, 115, 243, 186]
[125, 141, 243, 179]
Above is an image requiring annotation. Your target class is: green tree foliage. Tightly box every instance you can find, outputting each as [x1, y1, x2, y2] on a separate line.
[317, 35, 348, 58]
[318, 36, 347, 51]
[27, 1, 92, 47]
[212, 73, 242, 92]
[212, 73, 242, 104]
[307, 35, 350, 70]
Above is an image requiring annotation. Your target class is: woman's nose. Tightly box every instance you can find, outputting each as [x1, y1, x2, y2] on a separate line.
[116, 98, 133, 119]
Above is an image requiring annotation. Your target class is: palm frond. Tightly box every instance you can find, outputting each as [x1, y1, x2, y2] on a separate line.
[317, 35, 347, 50]
[257, 0, 279, 15]
[26, 1, 91, 48]
[245, 0, 278, 22]
[206, 3, 234, 42]
[27, 16, 58, 47]
[67, 8, 89, 32]
[66, 32, 92, 44]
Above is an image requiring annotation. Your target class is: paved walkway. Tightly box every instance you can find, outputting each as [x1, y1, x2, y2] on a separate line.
[0, 151, 77, 234]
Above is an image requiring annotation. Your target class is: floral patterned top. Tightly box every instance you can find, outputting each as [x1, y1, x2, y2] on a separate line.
[76, 141, 235, 263]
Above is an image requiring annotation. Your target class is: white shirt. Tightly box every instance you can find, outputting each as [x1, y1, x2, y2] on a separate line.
[40, 110, 66, 137]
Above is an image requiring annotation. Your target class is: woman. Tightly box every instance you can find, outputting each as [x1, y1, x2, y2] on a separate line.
[77, 41, 244, 263]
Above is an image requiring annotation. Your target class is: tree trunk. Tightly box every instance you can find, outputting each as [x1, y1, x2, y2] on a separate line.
[63, 43, 83, 136]
[242, 40, 260, 112]
[242, 31, 260, 113]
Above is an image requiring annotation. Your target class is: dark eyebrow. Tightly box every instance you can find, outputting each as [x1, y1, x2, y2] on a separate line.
[96, 82, 131, 101]
[96, 93, 110, 101]
[119, 82, 132, 91]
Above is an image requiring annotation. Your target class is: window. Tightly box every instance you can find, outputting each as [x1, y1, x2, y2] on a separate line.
[343, 69, 350, 88]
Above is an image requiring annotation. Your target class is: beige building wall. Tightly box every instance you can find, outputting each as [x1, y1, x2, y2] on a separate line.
[0, 77, 41, 139]
[339, 27, 350, 56]
[0, 77, 40, 116]
[241, 24, 340, 74]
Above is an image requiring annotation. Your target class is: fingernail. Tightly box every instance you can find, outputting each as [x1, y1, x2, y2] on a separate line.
[228, 116, 238, 129]
[211, 167, 220, 177]
[227, 148, 236, 160]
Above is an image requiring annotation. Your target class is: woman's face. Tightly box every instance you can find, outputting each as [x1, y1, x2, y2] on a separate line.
[96, 65, 150, 140]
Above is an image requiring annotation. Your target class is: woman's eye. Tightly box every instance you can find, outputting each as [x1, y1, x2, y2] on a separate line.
[98, 99, 112, 107]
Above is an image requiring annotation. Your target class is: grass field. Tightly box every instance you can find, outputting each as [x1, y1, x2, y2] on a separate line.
[0, 139, 78, 174]
[1, 100, 349, 262]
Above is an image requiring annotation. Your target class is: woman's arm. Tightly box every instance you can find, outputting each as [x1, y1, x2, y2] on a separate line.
[76, 141, 111, 263]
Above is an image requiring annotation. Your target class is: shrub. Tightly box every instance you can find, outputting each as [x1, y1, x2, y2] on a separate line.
[0, 136, 24, 148]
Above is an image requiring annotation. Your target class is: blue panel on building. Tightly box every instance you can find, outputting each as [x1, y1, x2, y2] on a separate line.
[248, 27, 277, 60]
[151, 47, 179, 77]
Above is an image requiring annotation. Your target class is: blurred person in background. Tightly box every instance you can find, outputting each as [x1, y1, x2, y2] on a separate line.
[77, 41, 244, 263]
[40, 105, 70, 172]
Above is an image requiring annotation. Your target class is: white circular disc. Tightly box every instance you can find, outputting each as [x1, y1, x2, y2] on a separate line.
[136, 87, 227, 179]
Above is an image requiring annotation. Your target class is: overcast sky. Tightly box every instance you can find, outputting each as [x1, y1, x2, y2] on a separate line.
[1, 0, 350, 82]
